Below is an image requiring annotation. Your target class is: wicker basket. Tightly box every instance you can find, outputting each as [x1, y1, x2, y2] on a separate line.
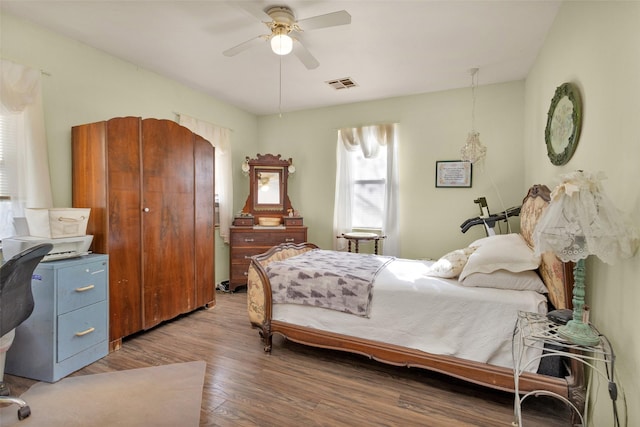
[24, 208, 90, 238]
[258, 217, 281, 226]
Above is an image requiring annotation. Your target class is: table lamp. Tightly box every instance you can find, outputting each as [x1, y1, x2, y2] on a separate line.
[533, 170, 638, 346]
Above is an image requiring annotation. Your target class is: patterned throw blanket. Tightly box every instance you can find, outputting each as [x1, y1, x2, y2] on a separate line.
[266, 249, 394, 317]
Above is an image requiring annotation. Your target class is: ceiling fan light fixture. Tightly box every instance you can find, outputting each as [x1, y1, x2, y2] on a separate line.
[224, 5, 350, 69]
[270, 29, 293, 56]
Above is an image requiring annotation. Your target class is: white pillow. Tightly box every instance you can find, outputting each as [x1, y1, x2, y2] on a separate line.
[458, 233, 540, 281]
[469, 233, 528, 248]
[426, 246, 477, 278]
[460, 269, 548, 293]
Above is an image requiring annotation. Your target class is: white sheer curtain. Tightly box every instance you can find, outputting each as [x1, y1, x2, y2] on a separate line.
[177, 114, 233, 243]
[333, 123, 399, 256]
[0, 59, 53, 240]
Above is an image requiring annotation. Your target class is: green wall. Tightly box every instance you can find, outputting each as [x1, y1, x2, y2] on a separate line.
[255, 82, 526, 259]
[524, 2, 640, 424]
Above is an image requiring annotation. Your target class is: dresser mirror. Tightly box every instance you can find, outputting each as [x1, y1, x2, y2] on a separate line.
[241, 153, 294, 219]
[255, 168, 283, 209]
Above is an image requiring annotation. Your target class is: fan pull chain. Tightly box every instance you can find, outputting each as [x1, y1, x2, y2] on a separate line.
[279, 55, 283, 118]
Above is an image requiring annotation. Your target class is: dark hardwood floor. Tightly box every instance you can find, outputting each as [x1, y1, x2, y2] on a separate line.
[4, 290, 571, 426]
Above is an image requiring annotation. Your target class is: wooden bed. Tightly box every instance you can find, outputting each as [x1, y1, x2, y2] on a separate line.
[246, 184, 580, 400]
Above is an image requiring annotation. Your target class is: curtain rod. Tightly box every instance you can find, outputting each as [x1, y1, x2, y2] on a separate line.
[173, 111, 233, 132]
[334, 122, 399, 131]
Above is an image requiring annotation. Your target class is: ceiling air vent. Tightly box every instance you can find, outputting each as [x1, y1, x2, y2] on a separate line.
[326, 77, 358, 90]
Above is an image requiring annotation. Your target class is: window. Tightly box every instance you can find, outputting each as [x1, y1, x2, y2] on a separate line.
[0, 59, 53, 243]
[333, 123, 399, 256]
[214, 193, 220, 226]
[351, 150, 386, 229]
[0, 113, 18, 240]
[177, 114, 232, 243]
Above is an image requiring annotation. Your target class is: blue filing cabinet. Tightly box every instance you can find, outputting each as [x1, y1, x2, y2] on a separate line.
[5, 254, 109, 382]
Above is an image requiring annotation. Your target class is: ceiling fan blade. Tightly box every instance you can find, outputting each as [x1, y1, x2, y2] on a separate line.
[223, 36, 266, 57]
[292, 39, 319, 70]
[297, 10, 351, 31]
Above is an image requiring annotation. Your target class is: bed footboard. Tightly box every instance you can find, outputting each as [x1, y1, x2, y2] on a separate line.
[247, 242, 319, 351]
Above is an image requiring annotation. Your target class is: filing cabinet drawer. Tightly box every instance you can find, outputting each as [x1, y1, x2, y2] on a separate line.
[57, 259, 108, 315]
[57, 300, 108, 362]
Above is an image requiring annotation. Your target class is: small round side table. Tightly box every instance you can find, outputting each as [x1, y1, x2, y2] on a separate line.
[337, 232, 386, 255]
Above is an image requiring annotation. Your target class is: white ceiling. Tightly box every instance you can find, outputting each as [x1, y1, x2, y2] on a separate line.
[1, 1, 561, 116]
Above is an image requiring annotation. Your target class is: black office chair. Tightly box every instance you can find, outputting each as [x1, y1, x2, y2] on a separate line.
[0, 243, 52, 421]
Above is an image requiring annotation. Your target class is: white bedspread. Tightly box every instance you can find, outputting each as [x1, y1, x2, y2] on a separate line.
[273, 258, 547, 372]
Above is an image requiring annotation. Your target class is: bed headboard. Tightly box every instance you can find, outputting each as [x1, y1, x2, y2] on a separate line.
[519, 184, 574, 310]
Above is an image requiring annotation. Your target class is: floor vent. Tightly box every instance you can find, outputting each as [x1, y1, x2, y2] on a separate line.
[326, 77, 358, 90]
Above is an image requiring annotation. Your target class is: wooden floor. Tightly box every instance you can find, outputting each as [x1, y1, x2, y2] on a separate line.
[5, 290, 571, 426]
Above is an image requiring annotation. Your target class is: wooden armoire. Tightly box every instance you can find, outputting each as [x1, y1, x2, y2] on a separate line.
[72, 117, 215, 350]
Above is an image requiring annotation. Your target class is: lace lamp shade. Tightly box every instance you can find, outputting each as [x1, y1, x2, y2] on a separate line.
[533, 170, 638, 346]
[460, 131, 487, 165]
[533, 170, 639, 264]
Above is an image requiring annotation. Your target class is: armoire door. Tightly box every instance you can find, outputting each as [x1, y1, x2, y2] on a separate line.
[141, 119, 196, 329]
[193, 135, 215, 307]
[106, 117, 144, 340]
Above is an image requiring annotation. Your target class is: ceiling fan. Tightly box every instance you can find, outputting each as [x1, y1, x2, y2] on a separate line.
[223, 4, 351, 70]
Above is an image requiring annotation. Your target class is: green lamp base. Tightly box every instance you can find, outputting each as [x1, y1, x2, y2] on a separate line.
[558, 319, 600, 347]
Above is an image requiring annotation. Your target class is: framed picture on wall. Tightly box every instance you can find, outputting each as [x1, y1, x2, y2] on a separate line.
[435, 160, 472, 188]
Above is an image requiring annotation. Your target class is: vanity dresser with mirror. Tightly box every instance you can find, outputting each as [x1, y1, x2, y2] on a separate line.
[229, 153, 307, 292]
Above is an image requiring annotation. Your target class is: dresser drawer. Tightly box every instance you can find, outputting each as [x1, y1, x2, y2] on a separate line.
[233, 217, 254, 226]
[231, 231, 275, 246]
[268, 230, 306, 244]
[57, 300, 108, 362]
[283, 217, 303, 226]
[230, 263, 251, 283]
[231, 247, 267, 264]
[57, 259, 108, 315]
[231, 229, 306, 246]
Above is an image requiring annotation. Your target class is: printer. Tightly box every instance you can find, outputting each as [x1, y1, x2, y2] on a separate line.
[2, 215, 93, 262]
[3, 235, 93, 262]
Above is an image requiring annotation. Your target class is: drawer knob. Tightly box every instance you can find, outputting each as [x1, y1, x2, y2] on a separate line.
[75, 327, 96, 337]
[75, 284, 95, 292]
[143, 207, 150, 212]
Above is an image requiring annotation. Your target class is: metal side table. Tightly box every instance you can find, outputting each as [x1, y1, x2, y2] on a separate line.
[512, 311, 616, 426]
